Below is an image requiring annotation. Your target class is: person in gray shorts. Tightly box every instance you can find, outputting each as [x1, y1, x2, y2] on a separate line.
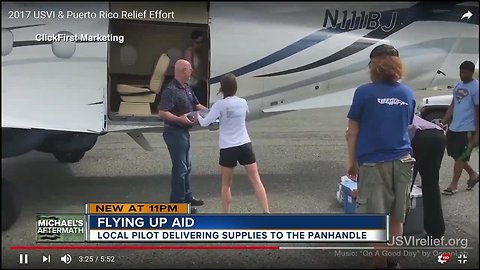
[345, 44, 416, 269]
[441, 61, 479, 195]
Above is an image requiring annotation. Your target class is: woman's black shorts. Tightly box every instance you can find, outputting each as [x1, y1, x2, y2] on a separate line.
[219, 143, 256, 167]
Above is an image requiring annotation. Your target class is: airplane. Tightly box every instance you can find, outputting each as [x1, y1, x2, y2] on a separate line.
[2, 1, 478, 230]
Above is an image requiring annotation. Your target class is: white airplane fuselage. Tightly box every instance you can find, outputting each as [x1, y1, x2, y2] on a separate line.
[1, 1, 479, 159]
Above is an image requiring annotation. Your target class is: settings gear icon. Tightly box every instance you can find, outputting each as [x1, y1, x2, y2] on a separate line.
[437, 255, 447, 264]
[437, 253, 451, 264]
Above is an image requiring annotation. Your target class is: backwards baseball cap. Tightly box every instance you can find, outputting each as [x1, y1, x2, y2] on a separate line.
[369, 44, 399, 59]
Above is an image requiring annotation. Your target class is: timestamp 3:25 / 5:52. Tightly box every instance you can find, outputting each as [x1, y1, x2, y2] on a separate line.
[78, 255, 116, 263]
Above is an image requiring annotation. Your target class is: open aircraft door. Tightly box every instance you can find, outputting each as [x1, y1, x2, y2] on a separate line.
[106, 2, 210, 132]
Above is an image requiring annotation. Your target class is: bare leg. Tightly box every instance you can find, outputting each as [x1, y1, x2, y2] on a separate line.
[463, 162, 478, 179]
[244, 162, 270, 213]
[448, 161, 465, 190]
[221, 166, 234, 213]
[373, 216, 403, 268]
[448, 160, 479, 190]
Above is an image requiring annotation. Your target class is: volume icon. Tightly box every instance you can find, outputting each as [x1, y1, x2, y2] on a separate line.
[60, 254, 72, 264]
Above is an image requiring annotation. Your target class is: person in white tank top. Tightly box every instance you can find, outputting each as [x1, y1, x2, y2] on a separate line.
[196, 74, 270, 214]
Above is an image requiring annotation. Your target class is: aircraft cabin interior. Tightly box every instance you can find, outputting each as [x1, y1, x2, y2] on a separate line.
[107, 2, 210, 122]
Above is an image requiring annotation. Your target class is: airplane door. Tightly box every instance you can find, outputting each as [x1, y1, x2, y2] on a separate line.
[208, 2, 266, 107]
[1, 2, 108, 133]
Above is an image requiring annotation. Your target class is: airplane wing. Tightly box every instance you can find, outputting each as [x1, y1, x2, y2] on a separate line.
[262, 87, 356, 113]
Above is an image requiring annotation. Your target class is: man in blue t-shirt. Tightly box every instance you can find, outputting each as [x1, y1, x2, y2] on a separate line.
[345, 44, 416, 269]
[347, 84, 415, 166]
[441, 61, 479, 194]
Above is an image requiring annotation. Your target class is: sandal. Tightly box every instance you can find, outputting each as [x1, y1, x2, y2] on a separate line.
[442, 188, 457, 195]
[467, 175, 479, 191]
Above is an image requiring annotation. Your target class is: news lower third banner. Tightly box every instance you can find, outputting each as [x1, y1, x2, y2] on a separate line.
[36, 203, 388, 243]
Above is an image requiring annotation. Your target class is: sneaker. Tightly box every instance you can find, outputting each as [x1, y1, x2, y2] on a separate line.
[187, 197, 205, 206]
[387, 258, 401, 269]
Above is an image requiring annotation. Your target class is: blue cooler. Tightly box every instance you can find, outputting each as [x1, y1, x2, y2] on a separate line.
[340, 176, 358, 213]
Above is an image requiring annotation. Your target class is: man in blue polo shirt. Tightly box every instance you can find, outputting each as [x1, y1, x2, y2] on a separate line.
[158, 59, 208, 213]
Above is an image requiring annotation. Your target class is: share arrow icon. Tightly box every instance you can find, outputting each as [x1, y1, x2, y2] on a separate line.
[461, 10, 472, 20]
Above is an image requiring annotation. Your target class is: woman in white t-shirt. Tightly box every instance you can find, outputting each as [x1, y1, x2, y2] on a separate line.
[197, 74, 270, 214]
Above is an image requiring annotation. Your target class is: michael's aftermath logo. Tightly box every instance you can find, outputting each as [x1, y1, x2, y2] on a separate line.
[36, 214, 85, 242]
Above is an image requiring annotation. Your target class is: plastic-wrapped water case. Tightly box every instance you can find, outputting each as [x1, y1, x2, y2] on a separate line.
[339, 176, 357, 213]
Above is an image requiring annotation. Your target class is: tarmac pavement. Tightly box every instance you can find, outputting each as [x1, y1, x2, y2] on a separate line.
[2, 89, 478, 269]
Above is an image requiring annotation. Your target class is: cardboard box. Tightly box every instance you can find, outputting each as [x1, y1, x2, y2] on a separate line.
[340, 176, 357, 213]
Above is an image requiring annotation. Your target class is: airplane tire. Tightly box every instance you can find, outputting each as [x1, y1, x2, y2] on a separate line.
[53, 151, 85, 163]
[2, 178, 21, 231]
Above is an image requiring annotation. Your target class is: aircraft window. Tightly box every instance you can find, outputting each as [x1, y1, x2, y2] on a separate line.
[2, 28, 14, 56]
[120, 44, 137, 66]
[52, 31, 76, 58]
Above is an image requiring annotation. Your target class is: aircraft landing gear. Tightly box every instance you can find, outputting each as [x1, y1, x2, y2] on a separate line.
[53, 151, 85, 163]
